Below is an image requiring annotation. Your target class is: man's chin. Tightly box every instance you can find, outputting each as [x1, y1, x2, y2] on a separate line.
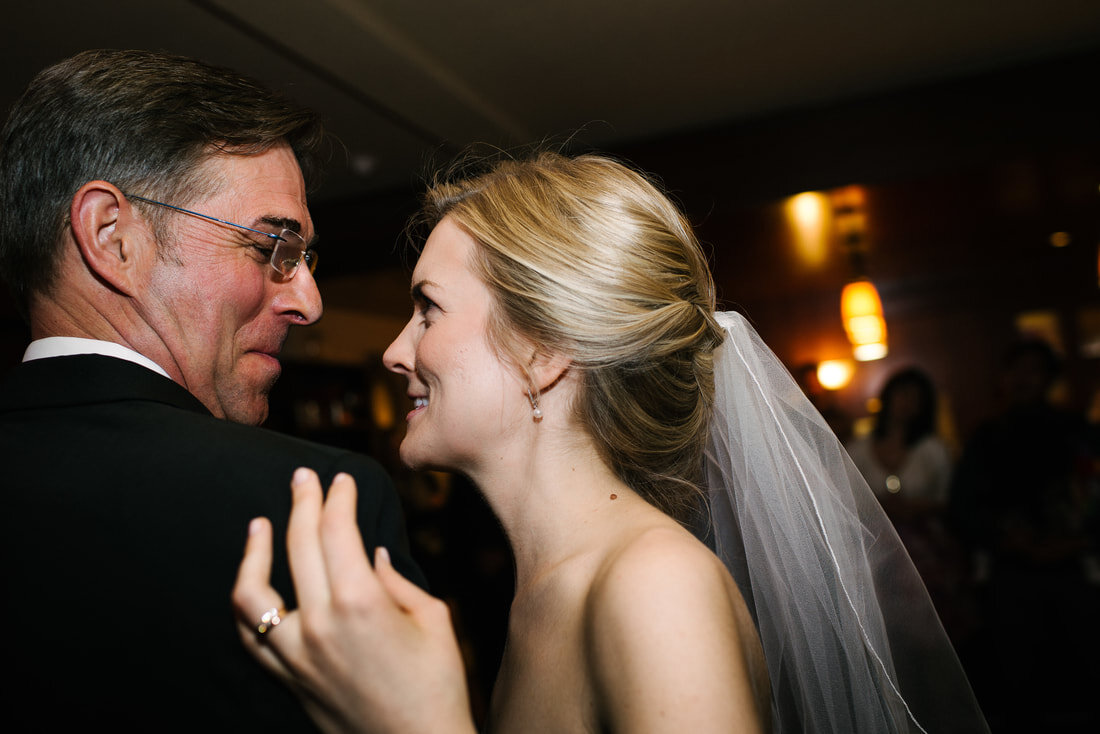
[231, 403, 269, 426]
[217, 381, 274, 426]
[215, 395, 269, 426]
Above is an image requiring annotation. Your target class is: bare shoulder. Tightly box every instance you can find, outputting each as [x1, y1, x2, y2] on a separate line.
[588, 522, 735, 614]
[583, 521, 768, 732]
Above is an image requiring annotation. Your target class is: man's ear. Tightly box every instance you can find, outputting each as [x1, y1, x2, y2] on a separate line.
[70, 181, 149, 297]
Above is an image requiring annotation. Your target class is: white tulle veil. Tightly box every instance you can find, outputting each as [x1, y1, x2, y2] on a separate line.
[704, 311, 989, 733]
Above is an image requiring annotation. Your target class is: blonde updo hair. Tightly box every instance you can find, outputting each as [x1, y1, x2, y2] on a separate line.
[416, 152, 723, 525]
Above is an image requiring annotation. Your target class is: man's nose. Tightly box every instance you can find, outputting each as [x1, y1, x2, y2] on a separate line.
[276, 263, 323, 325]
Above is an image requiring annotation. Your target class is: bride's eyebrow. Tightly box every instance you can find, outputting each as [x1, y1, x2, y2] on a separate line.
[410, 280, 440, 304]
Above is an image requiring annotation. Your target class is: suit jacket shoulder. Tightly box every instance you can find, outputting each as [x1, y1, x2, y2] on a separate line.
[0, 355, 424, 730]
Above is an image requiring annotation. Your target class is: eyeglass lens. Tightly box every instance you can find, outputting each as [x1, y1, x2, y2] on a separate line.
[272, 230, 317, 277]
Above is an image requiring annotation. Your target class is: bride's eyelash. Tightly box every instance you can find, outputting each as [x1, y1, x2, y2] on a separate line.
[412, 295, 439, 321]
[410, 282, 440, 317]
[411, 295, 439, 327]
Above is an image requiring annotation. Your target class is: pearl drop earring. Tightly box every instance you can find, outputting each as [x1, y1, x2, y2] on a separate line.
[527, 388, 543, 422]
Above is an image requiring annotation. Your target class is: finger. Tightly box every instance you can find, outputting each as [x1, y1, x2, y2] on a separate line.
[232, 517, 282, 620]
[374, 547, 465, 673]
[374, 546, 434, 613]
[286, 467, 331, 605]
[237, 610, 302, 681]
[232, 517, 295, 676]
[320, 473, 380, 598]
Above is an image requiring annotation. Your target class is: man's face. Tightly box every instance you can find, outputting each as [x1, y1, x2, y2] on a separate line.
[143, 144, 322, 425]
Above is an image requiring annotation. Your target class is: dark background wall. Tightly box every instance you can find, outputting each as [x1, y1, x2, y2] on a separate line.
[266, 47, 1100, 449]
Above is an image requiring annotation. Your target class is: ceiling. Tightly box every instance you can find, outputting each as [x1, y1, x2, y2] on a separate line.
[6, 0, 1100, 206]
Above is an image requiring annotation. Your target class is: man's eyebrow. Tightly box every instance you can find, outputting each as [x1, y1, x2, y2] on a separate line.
[257, 215, 318, 247]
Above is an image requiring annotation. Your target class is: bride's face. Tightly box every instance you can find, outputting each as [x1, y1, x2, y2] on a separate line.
[383, 216, 530, 473]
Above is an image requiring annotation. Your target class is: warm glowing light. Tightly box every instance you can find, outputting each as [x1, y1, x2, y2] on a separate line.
[816, 359, 855, 390]
[790, 191, 825, 224]
[853, 342, 889, 361]
[841, 281, 881, 319]
[830, 185, 866, 210]
[841, 280, 888, 361]
[785, 191, 830, 267]
[845, 314, 885, 344]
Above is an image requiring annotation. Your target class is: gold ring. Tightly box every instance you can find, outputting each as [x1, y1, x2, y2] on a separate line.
[256, 607, 284, 636]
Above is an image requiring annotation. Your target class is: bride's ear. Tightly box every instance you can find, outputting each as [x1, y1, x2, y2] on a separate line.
[527, 349, 572, 394]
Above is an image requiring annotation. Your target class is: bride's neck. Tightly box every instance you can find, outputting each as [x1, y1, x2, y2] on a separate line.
[470, 434, 635, 585]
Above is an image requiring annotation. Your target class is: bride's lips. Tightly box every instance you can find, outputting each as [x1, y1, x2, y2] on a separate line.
[407, 395, 428, 421]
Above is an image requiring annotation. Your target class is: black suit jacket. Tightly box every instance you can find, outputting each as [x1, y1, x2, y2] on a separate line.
[0, 355, 425, 731]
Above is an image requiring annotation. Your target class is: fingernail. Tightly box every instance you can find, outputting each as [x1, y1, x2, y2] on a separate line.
[292, 467, 311, 486]
[249, 518, 264, 536]
[375, 546, 391, 565]
[334, 472, 352, 483]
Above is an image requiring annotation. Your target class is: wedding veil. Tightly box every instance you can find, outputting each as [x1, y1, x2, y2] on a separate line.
[704, 311, 989, 733]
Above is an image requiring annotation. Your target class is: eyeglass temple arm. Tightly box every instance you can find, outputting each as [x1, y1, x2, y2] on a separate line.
[124, 194, 289, 243]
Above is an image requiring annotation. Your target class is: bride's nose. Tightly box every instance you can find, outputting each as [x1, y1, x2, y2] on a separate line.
[383, 320, 414, 375]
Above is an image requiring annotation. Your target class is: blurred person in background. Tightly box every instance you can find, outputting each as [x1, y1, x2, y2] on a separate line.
[951, 337, 1098, 731]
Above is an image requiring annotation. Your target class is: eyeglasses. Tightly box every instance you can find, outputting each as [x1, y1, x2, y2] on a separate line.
[125, 194, 317, 278]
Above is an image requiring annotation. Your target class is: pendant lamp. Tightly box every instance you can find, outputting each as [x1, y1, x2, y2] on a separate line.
[840, 279, 888, 361]
[832, 186, 887, 361]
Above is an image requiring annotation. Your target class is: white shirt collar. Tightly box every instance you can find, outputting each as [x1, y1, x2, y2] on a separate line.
[23, 337, 171, 379]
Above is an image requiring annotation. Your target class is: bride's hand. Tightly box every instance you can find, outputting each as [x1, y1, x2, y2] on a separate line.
[232, 468, 476, 734]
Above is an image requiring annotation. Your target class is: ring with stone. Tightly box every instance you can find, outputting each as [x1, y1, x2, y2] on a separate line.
[256, 607, 284, 636]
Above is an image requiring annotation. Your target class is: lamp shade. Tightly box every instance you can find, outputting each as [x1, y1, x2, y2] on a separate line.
[841, 280, 888, 361]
